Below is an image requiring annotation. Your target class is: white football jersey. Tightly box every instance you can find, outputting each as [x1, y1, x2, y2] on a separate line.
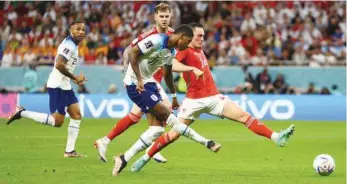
[123, 33, 176, 85]
[46, 36, 79, 90]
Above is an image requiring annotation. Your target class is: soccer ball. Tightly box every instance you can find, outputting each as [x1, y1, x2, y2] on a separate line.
[313, 154, 335, 176]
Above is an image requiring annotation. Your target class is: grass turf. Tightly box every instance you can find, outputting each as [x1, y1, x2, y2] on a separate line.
[0, 118, 345, 184]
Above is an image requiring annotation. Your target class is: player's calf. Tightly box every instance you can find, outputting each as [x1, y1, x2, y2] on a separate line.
[8, 106, 57, 127]
[50, 112, 66, 127]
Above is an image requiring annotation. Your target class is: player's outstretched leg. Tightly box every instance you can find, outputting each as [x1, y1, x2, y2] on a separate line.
[94, 104, 168, 163]
[94, 112, 141, 162]
[7, 106, 56, 126]
[222, 99, 295, 147]
[112, 125, 165, 176]
[7, 106, 26, 125]
[131, 131, 221, 172]
[113, 101, 215, 176]
[131, 113, 222, 172]
[146, 143, 167, 163]
[276, 124, 295, 147]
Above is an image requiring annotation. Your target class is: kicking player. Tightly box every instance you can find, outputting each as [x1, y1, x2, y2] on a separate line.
[7, 21, 87, 157]
[95, 2, 175, 163]
[130, 23, 295, 172]
[112, 24, 220, 176]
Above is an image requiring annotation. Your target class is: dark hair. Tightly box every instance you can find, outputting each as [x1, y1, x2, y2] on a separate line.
[189, 22, 203, 30]
[70, 20, 84, 27]
[174, 24, 193, 38]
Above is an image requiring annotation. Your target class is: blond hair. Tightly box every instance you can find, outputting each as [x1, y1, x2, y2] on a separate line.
[155, 2, 171, 13]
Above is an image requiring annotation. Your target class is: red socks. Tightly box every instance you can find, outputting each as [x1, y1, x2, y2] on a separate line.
[147, 133, 171, 157]
[107, 113, 141, 140]
[245, 116, 273, 139]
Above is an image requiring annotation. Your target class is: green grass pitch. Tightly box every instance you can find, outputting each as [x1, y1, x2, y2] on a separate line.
[0, 118, 345, 184]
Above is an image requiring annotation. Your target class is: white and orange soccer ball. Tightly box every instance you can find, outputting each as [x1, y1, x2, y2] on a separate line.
[313, 154, 335, 176]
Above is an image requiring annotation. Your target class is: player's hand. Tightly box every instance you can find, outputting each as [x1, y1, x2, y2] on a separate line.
[136, 80, 145, 93]
[74, 73, 87, 86]
[192, 68, 203, 79]
[171, 97, 180, 110]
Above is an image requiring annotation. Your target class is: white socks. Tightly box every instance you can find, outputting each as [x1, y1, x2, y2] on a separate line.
[124, 126, 164, 162]
[65, 119, 81, 152]
[21, 110, 55, 126]
[166, 114, 209, 146]
[271, 132, 279, 143]
[102, 136, 111, 145]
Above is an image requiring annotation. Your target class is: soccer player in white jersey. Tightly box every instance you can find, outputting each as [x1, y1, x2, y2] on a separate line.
[7, 21, 87, 158]
[94, 3, 176, 163]
[112, 24, 220, 176]
[131, 23, 295, 173]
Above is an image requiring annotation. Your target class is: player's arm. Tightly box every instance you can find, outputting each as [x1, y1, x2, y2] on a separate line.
[172, 59, 203, 78]
[172, 58, 195, 72]
[56, 44, 86, 85]
[173, 50, 203, 78]
[163, 64, 179, 110]
[55, 55, 86, 85]
[122, 46, 131, 73]
[124, 29, 153, 73]
[132, 34, 161, 88]
[163, 64, 176, 94]
[55, 55, 77, 81]
[128, 46, 143, 82]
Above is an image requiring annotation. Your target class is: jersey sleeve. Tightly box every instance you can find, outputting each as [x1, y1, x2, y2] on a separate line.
[57, 42, 75, 60]
[130, 28, 156, 47]
[175, 49, 188, 64]
[136, 34, 163, 55]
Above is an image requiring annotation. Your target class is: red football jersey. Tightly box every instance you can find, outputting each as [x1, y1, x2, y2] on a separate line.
[130, 27, 174, 83]
[176, 47, 220, 99]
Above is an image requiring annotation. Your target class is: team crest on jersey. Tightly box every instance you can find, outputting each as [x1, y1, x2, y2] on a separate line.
[194, 52, 207, 66]
[145, 41, 153, 49]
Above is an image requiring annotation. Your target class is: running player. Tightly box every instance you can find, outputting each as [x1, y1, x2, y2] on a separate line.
[130, 23, 295, 172]
[94, 2, 176, 163]
[7, 21, 88, 157]
[112, 24, 220, 176]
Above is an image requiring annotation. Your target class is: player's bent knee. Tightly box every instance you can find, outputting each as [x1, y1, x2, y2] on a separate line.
[142, 126, 165, 144]
[238, 111, 251, 124]
[167, 131, 181, 142]
[152, 109, 171, 122]
[54, 119, 64, 127]
[52, 114, 64, 127]
[70, 112, 82, 120]
[159, 110, 172, 121]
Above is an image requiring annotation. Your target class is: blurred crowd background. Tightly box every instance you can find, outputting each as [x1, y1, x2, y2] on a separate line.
[0, 1, 345, 95]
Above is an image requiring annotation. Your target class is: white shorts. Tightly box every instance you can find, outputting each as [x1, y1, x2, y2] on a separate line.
[178, 94, 228, 120]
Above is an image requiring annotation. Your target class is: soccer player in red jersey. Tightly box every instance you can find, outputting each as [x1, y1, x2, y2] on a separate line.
[130, 23, 295, 172]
